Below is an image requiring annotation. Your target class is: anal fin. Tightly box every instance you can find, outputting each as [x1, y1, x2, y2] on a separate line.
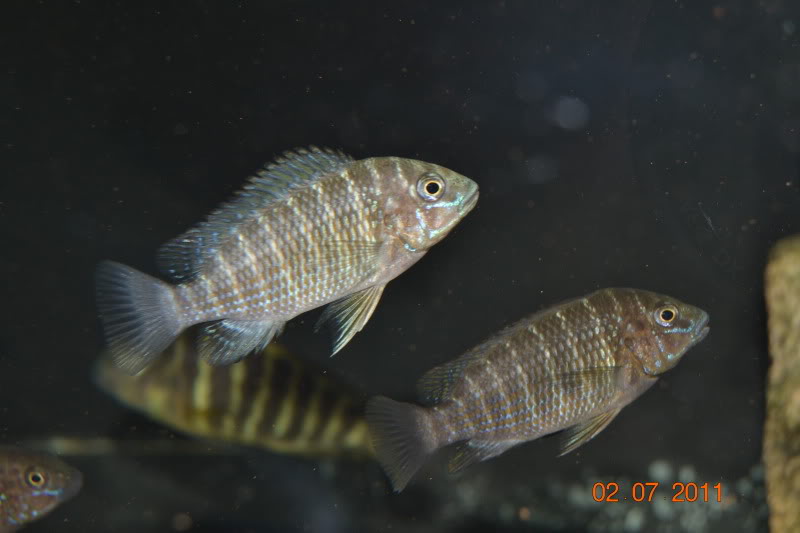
[448, 439, 519, 473]
[317, 284, 385, 356]
[199, 319, 285, 366]
[559, 408, 622, 456]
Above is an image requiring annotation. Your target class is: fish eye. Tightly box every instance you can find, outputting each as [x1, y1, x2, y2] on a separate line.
[417, 173, 446, 201]
[26, 470, 46, 488]
[655, 305, 678, 326]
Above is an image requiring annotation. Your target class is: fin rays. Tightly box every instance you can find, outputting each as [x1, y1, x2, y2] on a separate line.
[158, 147, 353, 282]
[559, 408, 622, 456]
[448, 439, 518, 473]
[365, 396, 433, 492]
[198, 319, 285, 366]
[95, 261, 182, 375]
[317, 284, 385, 356]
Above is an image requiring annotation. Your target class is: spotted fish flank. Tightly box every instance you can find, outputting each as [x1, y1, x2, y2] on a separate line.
[96, 147, 479, 374]
[94, 331, 373, 459]
[366, 288, 710, 492]
[0, 447, 82, 532]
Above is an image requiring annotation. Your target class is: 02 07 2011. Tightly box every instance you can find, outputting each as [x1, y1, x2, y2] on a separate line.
[591, 481, 723, 502]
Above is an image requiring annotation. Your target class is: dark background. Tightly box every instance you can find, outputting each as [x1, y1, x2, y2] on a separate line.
[3, 0, 798, 531]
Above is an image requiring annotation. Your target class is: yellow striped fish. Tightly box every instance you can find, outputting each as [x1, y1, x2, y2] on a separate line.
[94, 331, 372, 458]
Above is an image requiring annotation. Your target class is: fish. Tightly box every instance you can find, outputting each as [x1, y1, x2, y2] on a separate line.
[96, 147, 479, 374]
[0, 446, 82, 532]
[365, 288, 710, 492]
[94, 330, 373, 459]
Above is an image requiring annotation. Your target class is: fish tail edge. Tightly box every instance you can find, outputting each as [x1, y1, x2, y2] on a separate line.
[96, 260, 182, 375]
[365, 395, 435, 492]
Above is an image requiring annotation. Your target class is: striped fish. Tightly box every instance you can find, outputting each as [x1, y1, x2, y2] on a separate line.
[94, 331, 372, 458]
[366, 288, 710, 491]
[96, 147, 479, 374]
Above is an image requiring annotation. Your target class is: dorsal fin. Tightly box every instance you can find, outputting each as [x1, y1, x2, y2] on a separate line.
[416, 347, 486, 405]
[158, 146, 354, 282]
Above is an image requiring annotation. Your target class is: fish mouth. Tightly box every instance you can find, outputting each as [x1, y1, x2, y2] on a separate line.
[460, 188, 479, 215]
[62, 469, 83, 501]
[691, 312, 710, 346]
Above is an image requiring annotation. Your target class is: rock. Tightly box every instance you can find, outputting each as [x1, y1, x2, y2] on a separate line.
[764, 234, 800, 533]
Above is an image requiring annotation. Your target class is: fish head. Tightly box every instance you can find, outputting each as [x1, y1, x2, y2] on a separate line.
[0, 447, 83, 526]
[618, 289, 710, 376]
[378, 157, 479, 252]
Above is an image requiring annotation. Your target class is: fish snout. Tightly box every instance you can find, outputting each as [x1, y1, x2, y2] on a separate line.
[62, 468, 83, 501]
[692, 311, 710, 344]
[460, 187, 479, 215]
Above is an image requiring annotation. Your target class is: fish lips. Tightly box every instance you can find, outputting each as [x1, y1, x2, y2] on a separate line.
[62, 468, 83, 501]
[690, 312, 710, 347]
[460, 188, 479, 215]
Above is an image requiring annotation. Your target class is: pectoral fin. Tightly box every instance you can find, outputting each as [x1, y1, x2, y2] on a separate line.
[317, 284, 385, 356]
[558, 408, 622, 456]
[448, 439, 519, 473]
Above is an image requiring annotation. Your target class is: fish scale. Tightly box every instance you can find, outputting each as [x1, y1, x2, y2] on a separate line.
[97, 147, 478, 373]
[366, 288, 710, 492]
[94, 331, 374, 459]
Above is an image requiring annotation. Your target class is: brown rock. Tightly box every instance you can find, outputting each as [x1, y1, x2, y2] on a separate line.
[764, 234, 800, 533]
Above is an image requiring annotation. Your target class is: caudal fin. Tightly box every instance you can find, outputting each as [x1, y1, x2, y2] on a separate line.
[365, 396, 436, 492]
[96, 261, 182, 375]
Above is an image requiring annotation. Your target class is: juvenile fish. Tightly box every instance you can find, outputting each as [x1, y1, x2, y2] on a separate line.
[95, 331, 372, 458]
[366, 288, 710, 492]
[0, 447, 82, 532]
[97, 147, 479, 374]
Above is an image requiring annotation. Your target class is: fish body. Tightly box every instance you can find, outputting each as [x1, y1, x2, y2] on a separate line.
[97, 147, 479, 374]
[0, 447, 82, 532]
[94, 331, 372, 458]
[366, 288, 710, 491]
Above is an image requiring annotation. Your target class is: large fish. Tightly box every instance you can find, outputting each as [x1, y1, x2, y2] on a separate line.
[94, 331, 372, 458]
[0, 446, 82, 532]
[366, 288, 710, 491]
[97, 147, 479, 374]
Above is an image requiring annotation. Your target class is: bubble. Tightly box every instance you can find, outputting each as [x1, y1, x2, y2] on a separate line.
[523, 155, 558, 184]
[776, 64, 800, 102]
[648, 459, 673, 482]
[779, 119, 800, 153]
[515, 71, 548, 103]
[551, 96, 590, 130]
[171, 513, 192, 531]
[677, 464, 697, 482]
[623, 507, 645, 532]
[783, 19, 796, 36]
[653, 497, 675, 521]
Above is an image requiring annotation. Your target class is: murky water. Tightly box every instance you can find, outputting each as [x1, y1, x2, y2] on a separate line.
[4, 2, 798, 531]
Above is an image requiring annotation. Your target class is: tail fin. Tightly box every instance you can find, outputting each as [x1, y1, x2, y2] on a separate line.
[95, 261, 182, 375]
[365, 396, 436, 492]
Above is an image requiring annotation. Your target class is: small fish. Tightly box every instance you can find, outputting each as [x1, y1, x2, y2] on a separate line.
[94, 331, 373, 459]
[366, 288, 710, 492]
[97, 147, 479, 374]
[0, 447, 82, 532]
